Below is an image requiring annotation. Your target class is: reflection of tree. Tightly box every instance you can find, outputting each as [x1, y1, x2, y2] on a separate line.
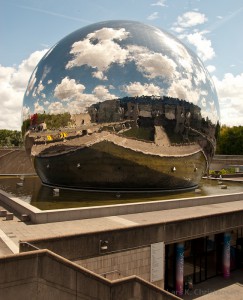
[22, 112, 72, 135]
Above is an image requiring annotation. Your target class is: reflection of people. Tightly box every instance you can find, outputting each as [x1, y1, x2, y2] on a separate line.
[30, 113, 38, 131]
[38, 122, 47, 131]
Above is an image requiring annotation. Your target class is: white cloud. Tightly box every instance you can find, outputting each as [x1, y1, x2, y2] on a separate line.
[147, 12, 159, 20]
[172, 27, 185, 33]
[186, 32, 215, 61]
[176, 11, 207, 28]
[151, 0, 166, 7]
[0, 49, 48, 130]
[171, 11, 215, 63]
[206, 65, 216, 73]
[213, 73, 243, 126]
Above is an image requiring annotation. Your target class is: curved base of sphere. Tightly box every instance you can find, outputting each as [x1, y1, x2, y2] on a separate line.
[41, 182, 198, 193]
[33, 141, 207, 191]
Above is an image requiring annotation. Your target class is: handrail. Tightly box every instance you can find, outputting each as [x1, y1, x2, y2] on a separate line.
[19, 241, 40, 251]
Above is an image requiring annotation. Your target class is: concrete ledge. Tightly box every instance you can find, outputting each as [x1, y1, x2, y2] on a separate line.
[0, 249, 179, 300]
[0, 209, 7, 217]
[0, 188, 243, 224]
[5, 213, 13, 220]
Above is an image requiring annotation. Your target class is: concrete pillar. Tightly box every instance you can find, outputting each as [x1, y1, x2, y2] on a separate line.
[176, 242, 184, 296]
[223, 232, 231, 278]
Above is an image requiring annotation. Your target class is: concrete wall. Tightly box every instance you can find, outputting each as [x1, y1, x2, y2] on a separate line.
[76, 246, 151, 280]
[1, 187, 243, 223]
[76, 245, 164, 289]
[0, 250, 179, 300]
[20, 210, 243, 261]
[0, 149, 35, 175]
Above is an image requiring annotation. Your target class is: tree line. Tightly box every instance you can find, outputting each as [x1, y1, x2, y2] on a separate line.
[216, 125, 243, 155]
[0, 130, 23, 147]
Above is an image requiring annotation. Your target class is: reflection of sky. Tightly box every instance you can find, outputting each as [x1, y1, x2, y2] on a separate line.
[23, 20, 220, 123]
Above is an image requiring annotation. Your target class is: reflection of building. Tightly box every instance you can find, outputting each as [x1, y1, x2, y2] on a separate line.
[71, 113, 91, 127]
[25, 95, 218, 191]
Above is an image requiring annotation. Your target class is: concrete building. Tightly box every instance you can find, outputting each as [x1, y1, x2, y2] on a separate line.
[1, 186, 243, 299]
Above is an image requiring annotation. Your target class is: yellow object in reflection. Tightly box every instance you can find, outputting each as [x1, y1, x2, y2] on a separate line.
[60, 132, 68, 139]
[47, 135, 53, 141]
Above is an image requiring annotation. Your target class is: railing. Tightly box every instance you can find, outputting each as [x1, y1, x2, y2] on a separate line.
[19, 241, 40, 251]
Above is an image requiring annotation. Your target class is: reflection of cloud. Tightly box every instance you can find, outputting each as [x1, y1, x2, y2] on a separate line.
[201, 97, 207, 107]
[24, 50, 49, 96]
[128, 45, 177, 81]
[40, 65, 51, 82]
[26, 68, 37, 96]
[168, 79, 200, 104]
[22, 106, 30, 121]
[53, 76, 119, 114]
[92, 71, 107, 80]
[34, 101, 44, 114]
[48, 102, 66, 114]
[123, 82, 163, 97]
[54, 77, 85, 101]
[194, 61, 207, 85]
[66, 27, 130, 79]
[67, 97, 97, 114]
[93, 85, 117, 100]
[154, 30, 193, 72]
[36, 81, 45, 95]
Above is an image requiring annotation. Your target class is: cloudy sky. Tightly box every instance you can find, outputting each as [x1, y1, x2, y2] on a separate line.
[1, 0, 243, 130]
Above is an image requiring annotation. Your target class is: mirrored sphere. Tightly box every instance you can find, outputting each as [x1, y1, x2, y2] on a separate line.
[22, 20, 220, 191]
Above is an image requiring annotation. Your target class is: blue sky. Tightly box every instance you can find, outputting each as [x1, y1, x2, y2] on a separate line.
[1, 0, 243, 129]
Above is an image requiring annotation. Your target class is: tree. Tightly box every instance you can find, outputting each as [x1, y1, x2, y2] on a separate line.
[216, 126, 243, 154]
[0, 130, 23, 147]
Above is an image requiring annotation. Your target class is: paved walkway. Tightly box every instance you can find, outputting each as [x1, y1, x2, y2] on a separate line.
[1, 195, 243, 254]
[183, 269, 243, 300]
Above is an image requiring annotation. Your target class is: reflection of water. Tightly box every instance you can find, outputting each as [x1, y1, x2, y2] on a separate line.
[0, 176, 242, 211]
